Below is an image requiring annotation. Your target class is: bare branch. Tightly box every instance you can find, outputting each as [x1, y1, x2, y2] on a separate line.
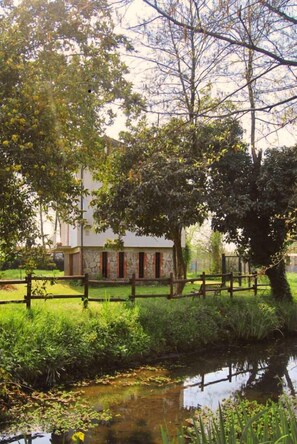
[261, 1, 297, 25]
[143, 0, 297, 67]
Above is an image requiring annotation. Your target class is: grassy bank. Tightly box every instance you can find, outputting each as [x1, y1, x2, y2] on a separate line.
[0, 272, 296, 389]
[0, 293, 297, 391]
[1, 271, 296, 440]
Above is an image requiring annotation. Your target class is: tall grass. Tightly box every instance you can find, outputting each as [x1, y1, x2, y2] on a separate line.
[0, 272, 297, 388]
[0, 303, 150, 387]
[0, 296, 296, 389]
[161, 397, 297, 443]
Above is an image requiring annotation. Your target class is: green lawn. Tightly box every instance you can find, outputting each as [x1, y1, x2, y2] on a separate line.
[0, 269, 172, 306]
[0, 269, 296, 310]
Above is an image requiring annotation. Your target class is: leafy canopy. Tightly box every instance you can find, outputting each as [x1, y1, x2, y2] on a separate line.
[0, 0, 142, 252]
[92, 118, 243, 239]
[208, 144, 297, 300]
[209, 145, 297, 266]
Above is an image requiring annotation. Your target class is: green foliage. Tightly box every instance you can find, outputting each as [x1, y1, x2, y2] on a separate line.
[6, 390, 110, 437]
[0, 304, 150, 387]
[208, 145, 297, 301]
[138, 298, 222, 353]
[0, 278, 297, 391]
[93, 117, 243, 239]
[92, 117, 243, 278]
[164, 397, 297, 443]
[183, 242, 192, 272]
[0, 0, 142, 256]
[225, 300, 280, 340]
[275, 302, 297, 332]
[3, 246, 57, 274]
[103, 237, 125, 251]
[209, 231, 223, 274]
[138, 297, 289, 352]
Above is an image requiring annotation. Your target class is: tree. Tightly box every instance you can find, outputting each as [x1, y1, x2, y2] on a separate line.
[209, 231, 224, 274]
[142, 0, 297, 67]
[0, 0, 141, 254]
[91, 117, 243, 288]
[0, 170, 38, 257]
[130, 0, 226, 123]
[208, 145, 297, 301]
[139, 0, 297, 131]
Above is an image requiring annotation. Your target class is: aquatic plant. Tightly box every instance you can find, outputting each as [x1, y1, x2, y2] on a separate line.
[6, 390, 111, 437]
[161, 396, 297, 443]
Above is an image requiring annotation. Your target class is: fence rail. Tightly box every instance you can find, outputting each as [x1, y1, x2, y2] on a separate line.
[0, 271, 270, 309]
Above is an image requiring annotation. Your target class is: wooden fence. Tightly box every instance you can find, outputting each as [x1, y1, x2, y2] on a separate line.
[0, 271, 270, 309]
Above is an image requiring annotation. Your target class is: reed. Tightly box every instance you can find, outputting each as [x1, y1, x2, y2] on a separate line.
[161, 397, 297, 443]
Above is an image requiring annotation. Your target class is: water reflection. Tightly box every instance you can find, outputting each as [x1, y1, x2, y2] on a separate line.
[182, 340, 297, 410]
[2, 338, 297, 444]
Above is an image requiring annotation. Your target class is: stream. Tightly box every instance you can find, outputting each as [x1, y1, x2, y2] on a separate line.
[1, 338, 297, 444]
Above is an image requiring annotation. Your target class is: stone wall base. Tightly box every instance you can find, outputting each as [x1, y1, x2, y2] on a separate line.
[65, 247, 174, 279]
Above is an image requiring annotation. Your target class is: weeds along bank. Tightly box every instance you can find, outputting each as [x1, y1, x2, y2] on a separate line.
[0, 296, 297, 392]
[161, 396, 297, 444]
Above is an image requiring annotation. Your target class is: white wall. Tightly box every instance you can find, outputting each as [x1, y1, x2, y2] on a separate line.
[60, 169, 175, 248]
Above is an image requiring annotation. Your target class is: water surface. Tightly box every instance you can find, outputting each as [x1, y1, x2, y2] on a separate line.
[2, 338, 297, 444]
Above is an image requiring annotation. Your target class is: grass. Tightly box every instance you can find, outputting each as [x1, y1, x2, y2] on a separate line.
[0, 270, 297, 438]
[0, 268, 271, 304]
[0, 268, 173, 302]
[0, 290, 296, 390]
[161, 397, 297, 443]
[0, 270, 296, 390]
[0, 302, 149, 388]
[0, 268, 63, 280]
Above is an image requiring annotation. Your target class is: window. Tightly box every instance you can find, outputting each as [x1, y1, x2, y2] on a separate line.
[118, 252, 125, 278]
[155, 252, 161, 278]
[139, 252, 145, 278]
[102, 252, 108, 278]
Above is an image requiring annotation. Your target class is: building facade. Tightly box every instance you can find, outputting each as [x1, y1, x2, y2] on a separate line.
[56, 170, 176, 279]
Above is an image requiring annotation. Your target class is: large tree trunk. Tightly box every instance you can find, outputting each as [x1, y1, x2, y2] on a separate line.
[265, 260, 292, 302]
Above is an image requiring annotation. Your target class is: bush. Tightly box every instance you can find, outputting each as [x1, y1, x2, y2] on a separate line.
[225, 300, 280, 340]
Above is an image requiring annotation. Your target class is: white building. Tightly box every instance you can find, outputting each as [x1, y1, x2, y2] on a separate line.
[56, 169, 175, 279]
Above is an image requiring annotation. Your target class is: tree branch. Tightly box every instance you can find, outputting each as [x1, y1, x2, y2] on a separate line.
[261, 1, 297, 25]
[143, 0, 297, 67]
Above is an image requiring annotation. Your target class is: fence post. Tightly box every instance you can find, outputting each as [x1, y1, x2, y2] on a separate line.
[202, 271, 206, 299]
[130, 273, 136, 303]
[254, 271, 258, 296]
[229, 272, 234, 299]
[201, 374, 205, 392]
[168, 272, 174, 299]
[83, 273, 89, 308]
[26, 273, 32, 309]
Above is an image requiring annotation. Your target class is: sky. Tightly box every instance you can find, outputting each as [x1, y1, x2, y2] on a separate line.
[106, 0, 296, 149]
